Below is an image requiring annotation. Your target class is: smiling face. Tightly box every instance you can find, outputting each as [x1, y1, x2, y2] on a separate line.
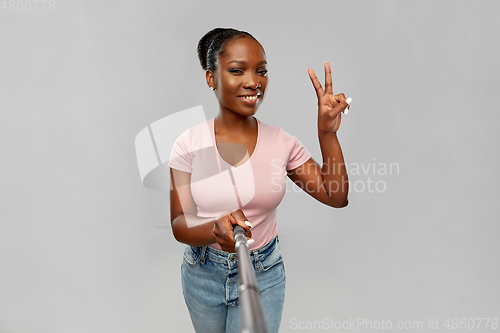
[207, 36, 268, 117]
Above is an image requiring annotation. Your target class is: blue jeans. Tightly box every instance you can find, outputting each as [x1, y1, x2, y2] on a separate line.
[181, 236, 286, 333]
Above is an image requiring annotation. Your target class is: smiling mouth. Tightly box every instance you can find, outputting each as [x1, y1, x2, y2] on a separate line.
[238, 93, 261, 100]
[239, 95, 259, 100]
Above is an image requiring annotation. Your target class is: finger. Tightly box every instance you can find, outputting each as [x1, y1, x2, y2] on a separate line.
[226, 214, 238, 238]
[245, 227, 252, 239]
[332, 94, 350, 114]
[227, 212, 236, 224]
[324, 61, 333, 95]
[334, 93, 346, 111]
[340, 97, 352, 114]
[307, 68, 324, 100]
[335, 101, 350, 117]
[230, 210, 249, 226]
[215, 210, 231, 228]
[229, 211, 252, 240]
[326, 100, 350, 119]
[215, 214, 234, 241]
[335, 93, 346, 103]
[326, 94, 339, 108]
[243, 220, 252, 239]
[228, 213, 252, 242]
[213, 211, 230, 231]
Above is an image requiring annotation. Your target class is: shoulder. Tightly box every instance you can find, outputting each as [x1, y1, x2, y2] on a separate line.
[181, 117, 212, 136]
[256, 117, 304, 149]
[256, 117, 287, 140]
[175, 117, 213, 147]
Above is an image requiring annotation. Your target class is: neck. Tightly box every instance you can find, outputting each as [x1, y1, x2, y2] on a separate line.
[215, 109, 256, 134]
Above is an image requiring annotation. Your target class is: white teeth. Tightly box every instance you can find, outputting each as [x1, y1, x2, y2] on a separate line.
[241, 95, 258, 100]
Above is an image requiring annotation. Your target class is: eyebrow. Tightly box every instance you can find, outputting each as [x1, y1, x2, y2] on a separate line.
[227, 60, 268, 65]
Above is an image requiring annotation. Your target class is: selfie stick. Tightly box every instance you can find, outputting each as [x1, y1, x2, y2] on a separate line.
[233, 225, 269, 333]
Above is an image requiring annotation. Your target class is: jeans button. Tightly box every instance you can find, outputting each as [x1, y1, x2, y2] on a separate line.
[231, 256, 236, 262]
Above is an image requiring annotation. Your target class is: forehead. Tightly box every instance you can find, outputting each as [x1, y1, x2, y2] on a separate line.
[220, 37, 266, 65]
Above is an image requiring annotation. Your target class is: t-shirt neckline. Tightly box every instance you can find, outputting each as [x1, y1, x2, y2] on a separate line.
[211, 117, 261, 169]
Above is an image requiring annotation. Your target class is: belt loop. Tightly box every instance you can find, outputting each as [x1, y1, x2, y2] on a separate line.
[200, 246, 207, 265]
[252, 249, 259, 271]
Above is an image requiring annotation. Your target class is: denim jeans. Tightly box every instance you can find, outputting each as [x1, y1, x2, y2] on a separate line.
[181, 236, 286, 333]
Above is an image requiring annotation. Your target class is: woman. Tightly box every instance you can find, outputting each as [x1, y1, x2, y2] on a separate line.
[168, 27, 350, 333]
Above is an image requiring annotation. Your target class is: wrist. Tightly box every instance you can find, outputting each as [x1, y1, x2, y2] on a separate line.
[318, 131, 338, 139]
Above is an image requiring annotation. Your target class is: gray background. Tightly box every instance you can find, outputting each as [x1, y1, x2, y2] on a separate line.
[1, 0, 499, 332]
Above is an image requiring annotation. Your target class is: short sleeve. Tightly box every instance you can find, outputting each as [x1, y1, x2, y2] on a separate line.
[281, 129, 312, 171]
[168, 129, 192, 173]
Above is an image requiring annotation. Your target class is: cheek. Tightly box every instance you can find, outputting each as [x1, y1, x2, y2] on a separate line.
[226, 77, 241, 89]
[260, 78, 269, 89]
[219, 78, 239, 95]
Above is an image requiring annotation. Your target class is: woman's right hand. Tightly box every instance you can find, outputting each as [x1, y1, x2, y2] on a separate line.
[213, 209, 253, 253]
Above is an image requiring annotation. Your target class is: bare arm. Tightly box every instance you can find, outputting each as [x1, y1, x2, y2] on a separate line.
[287, 134, 349, 208]
[317, 130, 349, 206]
[287, 61, 349, 208]
[170, 167, 252, 250]
[170, 167, 217, 246]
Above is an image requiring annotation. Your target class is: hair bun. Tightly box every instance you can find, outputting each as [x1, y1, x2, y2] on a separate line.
[197, 28, 226, 71]
[197, 28, 256, 71]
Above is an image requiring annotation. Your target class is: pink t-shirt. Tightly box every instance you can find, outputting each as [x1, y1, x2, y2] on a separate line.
[168, 117, 311, 250]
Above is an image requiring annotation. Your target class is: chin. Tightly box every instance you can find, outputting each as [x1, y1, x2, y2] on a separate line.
[230, 106, 259, 117]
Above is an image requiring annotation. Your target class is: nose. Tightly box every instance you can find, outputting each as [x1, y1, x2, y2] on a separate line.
[243, 73, 261, 90]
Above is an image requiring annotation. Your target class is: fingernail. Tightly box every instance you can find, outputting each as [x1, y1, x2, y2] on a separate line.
[244, 221, 252, 228]
[247, 239, 255, 245]
[343, 97, 352, 114]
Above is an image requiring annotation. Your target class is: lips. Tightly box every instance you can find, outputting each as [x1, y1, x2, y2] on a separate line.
[239, 95, 259, 100]
[238, 93, 261, 100]
[238, 93, 261, 105]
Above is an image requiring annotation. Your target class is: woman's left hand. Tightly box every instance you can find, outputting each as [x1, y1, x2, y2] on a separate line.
[308, 61, 350, 134]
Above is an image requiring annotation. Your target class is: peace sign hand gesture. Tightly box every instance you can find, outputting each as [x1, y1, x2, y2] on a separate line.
[308, 61, 351, 134]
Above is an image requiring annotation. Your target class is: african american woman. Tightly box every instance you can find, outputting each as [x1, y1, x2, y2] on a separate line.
[168, 27, 350, 333]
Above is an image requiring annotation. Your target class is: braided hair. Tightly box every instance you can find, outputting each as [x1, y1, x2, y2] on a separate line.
[197, 28, 260, 72]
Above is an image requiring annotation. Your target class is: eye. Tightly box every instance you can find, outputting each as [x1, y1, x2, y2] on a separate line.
[229, 69, 243, 74]
[258, 69, 268, 75]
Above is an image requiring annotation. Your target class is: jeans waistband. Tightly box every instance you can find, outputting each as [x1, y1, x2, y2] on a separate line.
[194, 235, 279, 267]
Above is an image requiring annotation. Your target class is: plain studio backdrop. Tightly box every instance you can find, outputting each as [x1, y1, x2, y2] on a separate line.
[1, 1, 499, 332]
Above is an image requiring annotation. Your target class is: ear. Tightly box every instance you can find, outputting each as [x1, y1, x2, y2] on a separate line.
[206, 70, 215, 90]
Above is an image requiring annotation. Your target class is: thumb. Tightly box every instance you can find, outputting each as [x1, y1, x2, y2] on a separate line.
[230, 211, 252, 233]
